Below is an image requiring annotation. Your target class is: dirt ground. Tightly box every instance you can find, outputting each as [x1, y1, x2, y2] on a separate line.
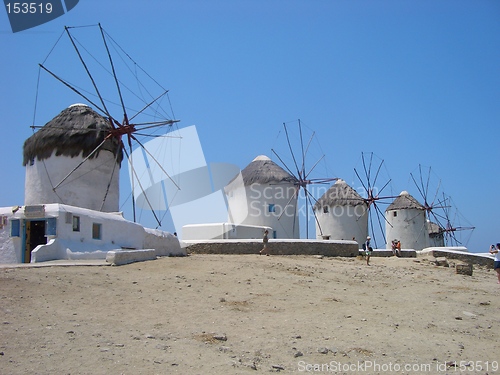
[1, 254, 499, 375]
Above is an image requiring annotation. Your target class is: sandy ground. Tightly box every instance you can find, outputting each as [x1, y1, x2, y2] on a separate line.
[1, 254, 499, 375]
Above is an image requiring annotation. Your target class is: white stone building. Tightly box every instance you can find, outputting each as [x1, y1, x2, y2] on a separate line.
[0, 204, 182, 263]
[225, 155, 299, 239]
[182, 223, 272, 242]
[385, 191, 429, 251]
[0, 104, 183, 263]
[427, 221, 445, 247]
[313, 179, 368, 247]
[23, 104, 121, 212]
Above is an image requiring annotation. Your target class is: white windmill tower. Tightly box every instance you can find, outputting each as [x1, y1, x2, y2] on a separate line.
[23, 104, 122, 212]
[313, 179, 368, 246]
[385, 191, 429, 251]
[30, 24, 180, 226]
[225, 155, 299, 239]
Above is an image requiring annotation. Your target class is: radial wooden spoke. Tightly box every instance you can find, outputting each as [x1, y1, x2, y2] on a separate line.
[272, 120, 338, 238]
[353, 152, 394, 247]
[34, 24, 180, 226]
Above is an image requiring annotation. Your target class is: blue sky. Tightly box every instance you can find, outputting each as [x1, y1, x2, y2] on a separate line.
[0, 1, 498, 251]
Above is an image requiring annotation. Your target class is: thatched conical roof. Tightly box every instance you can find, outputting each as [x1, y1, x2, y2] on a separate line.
[386, 191, 425, 211]
[239, 155, 298, 186]
[313, 179, 367, 210]
[427, 221, 443, 236]
[23, 104, 123, 166]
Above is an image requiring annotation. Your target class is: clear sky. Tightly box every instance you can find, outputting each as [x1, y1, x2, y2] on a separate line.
[0, 1, 498, 251]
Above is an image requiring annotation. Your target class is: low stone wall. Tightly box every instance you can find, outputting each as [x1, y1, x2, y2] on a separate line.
[106, 249, 157, 266]
[183, 240, 359, 257]
[143, 228, 185, 257]
[368, 249, 416, 258]
[419, 248, 494, 268]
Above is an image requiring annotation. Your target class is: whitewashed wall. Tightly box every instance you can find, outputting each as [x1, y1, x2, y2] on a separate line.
[427, 226, 445, 247]
[226, 183, 299, 239]
[30, 204, 144, 262]
[0, 204, 182, 263]
[0, 207, 22, 263]
[144, 228, 184, 256]
[385, 208, 429, 250]
[315, 205, 368, 247]
[25, 150, 119, 212]
[182, 223, 272, 241]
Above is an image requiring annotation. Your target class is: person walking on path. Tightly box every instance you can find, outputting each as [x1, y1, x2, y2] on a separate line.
[489, 243, 500, 284]
[260, 229, 270, 256]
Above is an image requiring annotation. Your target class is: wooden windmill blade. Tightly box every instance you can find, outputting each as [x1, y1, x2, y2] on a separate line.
[271, 120, 338, 239]
[439, 194, 476, 247]
[352, 152, 398, 249]
[409, 165, 447, 245]
[408, 164, 475, 248]
[32, 24, 181, 228]
[409, 164, 449, 221]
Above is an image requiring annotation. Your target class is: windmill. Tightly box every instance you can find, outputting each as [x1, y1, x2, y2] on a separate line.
[438, 194, 475, 247]
[352, 152, 398, 248]
[270, 120, 338, 238]
[409, 164, 475, 247]
[31, 24, 180, 228]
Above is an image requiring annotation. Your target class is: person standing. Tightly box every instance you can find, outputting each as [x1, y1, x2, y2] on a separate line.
[260, 229, 269, 256]
[364, 236, 372, 265]
[489, 243, 500, 284]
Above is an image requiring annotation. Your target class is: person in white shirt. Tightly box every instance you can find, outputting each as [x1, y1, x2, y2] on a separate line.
[364, 236, 372, 266]
[489, 243, 500, 284]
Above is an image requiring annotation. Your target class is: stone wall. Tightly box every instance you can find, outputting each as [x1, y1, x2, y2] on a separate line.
[184, 240, 359, 257]
[106, 249, 157, 266]
[369, 249, 416, 258]
[419, 249, 494, 268]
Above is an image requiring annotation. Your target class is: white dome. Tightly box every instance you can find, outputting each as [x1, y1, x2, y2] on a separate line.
[253, 155, 271, 162]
